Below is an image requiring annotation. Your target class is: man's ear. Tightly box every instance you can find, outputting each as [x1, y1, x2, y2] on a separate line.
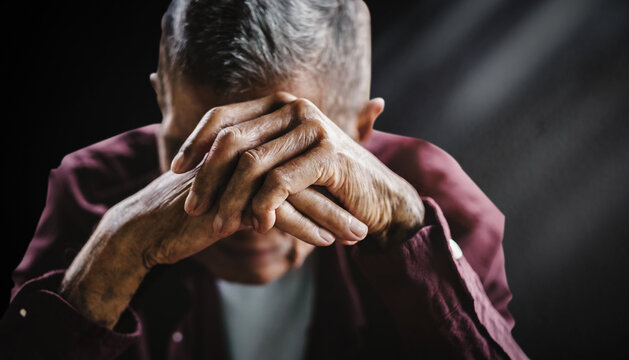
[149, 72, 166, 112]
[356, 97, 385, 143]
[149, 72, 160, 93]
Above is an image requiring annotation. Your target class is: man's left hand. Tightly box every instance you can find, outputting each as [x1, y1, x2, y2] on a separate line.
[171, 92, 425, 247]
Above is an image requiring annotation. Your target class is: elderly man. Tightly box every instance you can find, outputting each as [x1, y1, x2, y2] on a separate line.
[2, 0, 527, 359]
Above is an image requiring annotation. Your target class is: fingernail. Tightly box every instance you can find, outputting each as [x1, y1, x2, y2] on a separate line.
[171, 152, 184, 172]
[350, 219, 368, 238]
[213, 215, 224, 234]
[318, 228, 335, 244]
[252, 217, 259, 232]
[185, 191, 199, 214]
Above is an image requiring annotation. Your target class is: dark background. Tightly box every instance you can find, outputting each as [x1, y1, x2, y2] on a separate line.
[3, 0, 628, 358]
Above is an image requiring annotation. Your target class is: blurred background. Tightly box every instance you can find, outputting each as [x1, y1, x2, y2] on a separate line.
[3, 0, 628, 358]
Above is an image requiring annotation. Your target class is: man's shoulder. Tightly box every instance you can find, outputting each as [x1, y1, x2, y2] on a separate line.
[53, 124, 162, 207]
[364, 129, 505, 245]
[364, 129, 467, 191]
[60, 123, 160, 167]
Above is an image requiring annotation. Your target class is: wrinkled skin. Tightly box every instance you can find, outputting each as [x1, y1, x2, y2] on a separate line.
[172, 91, 424, 247]
[135, 91, 426, 278]
[60, 88, 424, 329]
[60, 2, 424, 327]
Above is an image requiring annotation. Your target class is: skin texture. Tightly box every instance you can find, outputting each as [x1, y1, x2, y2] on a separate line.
[60, 7, 425, 330]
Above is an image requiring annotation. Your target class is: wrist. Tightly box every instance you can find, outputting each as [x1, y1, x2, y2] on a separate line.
[61, 212, 149, 329]
[369, 183, 425, 249]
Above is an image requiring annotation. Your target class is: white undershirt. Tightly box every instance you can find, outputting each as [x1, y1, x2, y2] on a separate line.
[215, 253, 315, 360]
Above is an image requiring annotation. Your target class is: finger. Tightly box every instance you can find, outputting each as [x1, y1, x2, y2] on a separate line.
[252, 145, 333, 232]
[179, 202, 256, 260]
[184, 104, 299, 216]
[287, 187, 368, 241]
[172, 92, 297, 173]
[213, 122, 324, 236]
[274, 200, 335, 247]
[340, 240, 360, 246]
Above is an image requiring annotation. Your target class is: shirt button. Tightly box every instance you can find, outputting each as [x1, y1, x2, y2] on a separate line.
[172, 331, 183, 343]
[19, 308, 27, 318]
[448, 239, 463, 260]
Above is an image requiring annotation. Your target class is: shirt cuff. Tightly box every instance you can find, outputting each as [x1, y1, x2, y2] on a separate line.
[1, 270, 141, 359]
[349, 196, 473, 325]
[348, 196, 525, 359]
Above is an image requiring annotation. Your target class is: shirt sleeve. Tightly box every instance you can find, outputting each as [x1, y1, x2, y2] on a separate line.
[11, 156, 106, 297]
[349, 197, 528, 359]
[364, 134, 515, 325]
[1, 270, 142, 359]
[3, 135, 157, 359]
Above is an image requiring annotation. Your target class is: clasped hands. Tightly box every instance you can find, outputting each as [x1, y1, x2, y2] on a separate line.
[135, 92, 424, 267]
[60, 92, 424, 328]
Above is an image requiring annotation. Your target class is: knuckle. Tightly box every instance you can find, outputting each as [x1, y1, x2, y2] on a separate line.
[179, 138, 198, 158]
[267, 168, 291, 190]
[292, 98, 315, 118]
[238, 149, 262, 171]
[303, 120, 326, 139]
[215, 127, 241, 148]
[253, 170, 291, 214]
[199, 109, 213, 126]
[180, 142, 194, 158]
[207, 106, 228, 122]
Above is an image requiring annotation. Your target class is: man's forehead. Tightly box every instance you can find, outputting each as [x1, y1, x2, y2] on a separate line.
[169, 71, 325, 113]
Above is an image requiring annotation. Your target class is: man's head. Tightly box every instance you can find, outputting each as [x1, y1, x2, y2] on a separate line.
[150, 0, 383, 284]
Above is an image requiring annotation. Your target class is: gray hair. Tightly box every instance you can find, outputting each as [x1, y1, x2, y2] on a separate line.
[162, 0, 370, 120]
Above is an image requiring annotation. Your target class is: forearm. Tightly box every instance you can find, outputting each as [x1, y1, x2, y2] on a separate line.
[60, 210, 149, 329]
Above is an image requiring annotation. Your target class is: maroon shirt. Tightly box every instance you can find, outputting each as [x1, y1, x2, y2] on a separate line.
[1, 124, 528, 359]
